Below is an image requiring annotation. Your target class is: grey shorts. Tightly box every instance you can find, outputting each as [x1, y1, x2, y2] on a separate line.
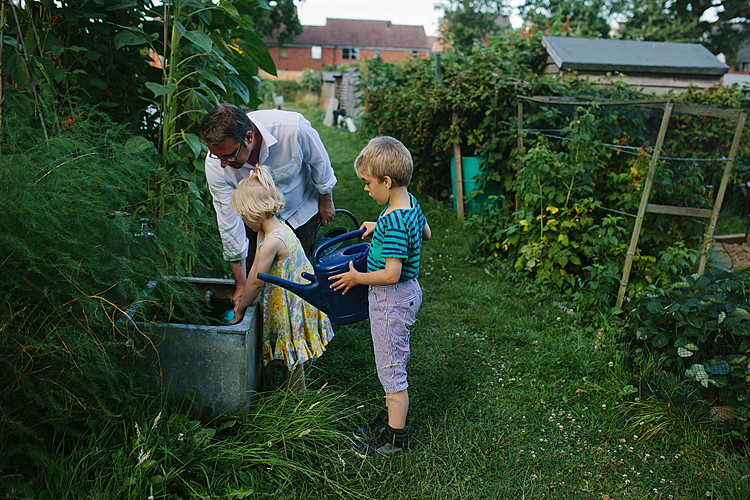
[369, 279, 422, 394]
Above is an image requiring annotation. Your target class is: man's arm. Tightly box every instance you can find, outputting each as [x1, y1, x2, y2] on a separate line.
[230, 260, 247, 306]
[205, 158, 250, 301]
[318, 192, 335, 226]
[298, 115, 336, 224]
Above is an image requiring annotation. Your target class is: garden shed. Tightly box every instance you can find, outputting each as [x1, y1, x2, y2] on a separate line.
[541, 36, 729, 95]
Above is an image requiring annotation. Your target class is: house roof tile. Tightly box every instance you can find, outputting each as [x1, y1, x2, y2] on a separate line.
[266, 18, 434, 51]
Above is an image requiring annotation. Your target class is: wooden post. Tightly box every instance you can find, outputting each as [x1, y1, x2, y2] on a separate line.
[697, 110, 748, 275]
[616, 100, 674, 309]
[452, 112, 464, 221]
[516, 99, 524, 211]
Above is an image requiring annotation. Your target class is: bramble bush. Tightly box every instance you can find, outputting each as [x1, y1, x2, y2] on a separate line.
[360, 26, 554, 199]
[360, 24, 749, 315]
[628, 270, 750, 436]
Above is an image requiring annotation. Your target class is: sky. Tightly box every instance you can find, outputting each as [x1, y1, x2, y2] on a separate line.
[295, 0, 523, 37]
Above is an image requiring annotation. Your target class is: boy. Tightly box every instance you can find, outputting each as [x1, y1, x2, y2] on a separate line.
[329, 136, 431, 457]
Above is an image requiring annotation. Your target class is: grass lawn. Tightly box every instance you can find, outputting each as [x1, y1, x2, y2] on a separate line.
[17, 104, 747, 499]
[275, 105, 750, 499]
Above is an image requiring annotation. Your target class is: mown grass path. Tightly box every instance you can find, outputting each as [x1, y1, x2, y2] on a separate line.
[294, 106, 747, 499]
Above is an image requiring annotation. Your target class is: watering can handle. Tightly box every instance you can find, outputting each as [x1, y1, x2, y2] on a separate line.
[312, 228, 366, 264]
[313, 209, 360, 242]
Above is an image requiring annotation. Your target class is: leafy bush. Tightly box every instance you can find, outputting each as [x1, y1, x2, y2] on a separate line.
[360, 27, 553, 199]
[501, 103, 708, 310]
[0, 110, 219, 487]
[627, 270, 750, 436]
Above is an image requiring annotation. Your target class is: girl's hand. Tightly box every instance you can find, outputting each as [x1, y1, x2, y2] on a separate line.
[329, 261, 359, 295]
[230, 305, 246, 325]
[360, 221, 376, 239]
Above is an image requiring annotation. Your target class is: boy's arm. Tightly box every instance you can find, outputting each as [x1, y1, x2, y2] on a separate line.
[329, 257, 402, 295]
[230, 237, 286, 324]
[423, 220, 431, 241]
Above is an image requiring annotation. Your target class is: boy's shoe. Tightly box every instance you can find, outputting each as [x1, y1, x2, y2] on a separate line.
[354, 424, 408, 457]
[352, 409, 388, 441]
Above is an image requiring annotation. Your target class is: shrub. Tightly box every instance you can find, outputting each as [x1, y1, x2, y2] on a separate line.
[0, 109, 218, 487]
[627, 270, 750, 437]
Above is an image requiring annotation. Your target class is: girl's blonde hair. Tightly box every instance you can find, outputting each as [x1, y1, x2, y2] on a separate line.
[230, 164, 285, 223]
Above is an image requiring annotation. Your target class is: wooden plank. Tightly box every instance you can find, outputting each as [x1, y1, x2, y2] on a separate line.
[517, 95, 668, 106]
[452, 112, 464, 221]
[646, 204, 713, 218]
[672, 102, 744, 120]
[698, 110, 747, 274]
[617, 100, 674, 309]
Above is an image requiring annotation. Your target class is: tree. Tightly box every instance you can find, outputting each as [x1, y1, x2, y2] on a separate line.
[439, 0, 511, 53]
[612, 0, 750, 67]
[520, 0, 612, 38]
[253, 0, 303, 46]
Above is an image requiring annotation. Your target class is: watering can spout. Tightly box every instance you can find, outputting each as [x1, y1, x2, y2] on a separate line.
[255, 272, 328, 313]
[257, 229, 370, 325]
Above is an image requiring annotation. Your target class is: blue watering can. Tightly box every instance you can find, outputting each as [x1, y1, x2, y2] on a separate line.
[257, 229, 370, 325]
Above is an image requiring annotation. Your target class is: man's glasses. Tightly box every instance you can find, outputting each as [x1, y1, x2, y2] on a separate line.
[208, 141, 243, 162]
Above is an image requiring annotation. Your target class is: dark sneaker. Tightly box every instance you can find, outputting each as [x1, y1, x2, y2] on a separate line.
[352, 409, 388, 441]
[354, 424, 408, 457]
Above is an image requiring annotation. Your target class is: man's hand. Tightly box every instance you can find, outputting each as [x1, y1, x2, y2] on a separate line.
[318, 192, 335, 226]
[231, 285, 244, 307]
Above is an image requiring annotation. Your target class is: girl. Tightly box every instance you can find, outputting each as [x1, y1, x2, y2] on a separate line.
[230, 164, 334, 391]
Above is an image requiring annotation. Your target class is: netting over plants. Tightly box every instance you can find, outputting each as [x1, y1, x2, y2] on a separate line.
[502, 94, 748, 311]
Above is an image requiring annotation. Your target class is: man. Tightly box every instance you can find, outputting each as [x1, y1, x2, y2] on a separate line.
[199, 103, 336, 306]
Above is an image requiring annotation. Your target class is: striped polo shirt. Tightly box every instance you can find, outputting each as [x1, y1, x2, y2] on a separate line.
[367, 193, 427, 281]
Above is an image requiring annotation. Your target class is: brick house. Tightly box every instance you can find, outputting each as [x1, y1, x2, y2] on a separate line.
[263, 18, 437, 80]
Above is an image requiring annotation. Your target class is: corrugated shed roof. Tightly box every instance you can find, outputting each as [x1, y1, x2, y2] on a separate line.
[266, 18, 433, 50]
[543, 36, 728, 76]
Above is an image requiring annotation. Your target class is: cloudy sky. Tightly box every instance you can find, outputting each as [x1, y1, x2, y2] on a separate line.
[295, 0, 523, 36]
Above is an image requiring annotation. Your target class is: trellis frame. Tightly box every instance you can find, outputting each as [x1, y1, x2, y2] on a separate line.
[516, 96, 747, 309]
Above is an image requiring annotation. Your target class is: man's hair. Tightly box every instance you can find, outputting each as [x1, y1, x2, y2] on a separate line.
[230, 165, 285, 223]
[354, 136, 413, 187]
[199, 103, 253, 145]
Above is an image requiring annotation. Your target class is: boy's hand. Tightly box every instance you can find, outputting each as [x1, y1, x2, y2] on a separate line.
[360, 221, 376, 239]
[329, 261, 359, 295]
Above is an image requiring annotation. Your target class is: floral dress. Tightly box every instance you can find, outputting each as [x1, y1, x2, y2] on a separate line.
[258, 224, 334, 369]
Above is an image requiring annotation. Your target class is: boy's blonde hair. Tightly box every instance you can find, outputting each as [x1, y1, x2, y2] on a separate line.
[230, 164, 285, 223]
[354, 136, 413, 187]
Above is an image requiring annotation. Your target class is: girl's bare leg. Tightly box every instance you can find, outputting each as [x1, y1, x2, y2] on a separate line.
[284, 363, 306, 392]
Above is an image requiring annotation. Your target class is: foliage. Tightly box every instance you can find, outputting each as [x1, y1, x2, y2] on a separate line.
[360, 25, 555, 199]
[0, 110, 158, 481]
[501, 98, 720, 311]
[2, 0, 282, 276]
[1, 0, 282, 137]
[1, 0, 158, 136]
[3, 371, 361, 497]
[301, 68, 322, 94]
[251, 0, 303, 46]
[627, 270, 750, 436]
[520, 0, 612, 38]
[611, 0, 750, 68]
[438, 0, 511, 53]
[0, 107, 158, 319]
